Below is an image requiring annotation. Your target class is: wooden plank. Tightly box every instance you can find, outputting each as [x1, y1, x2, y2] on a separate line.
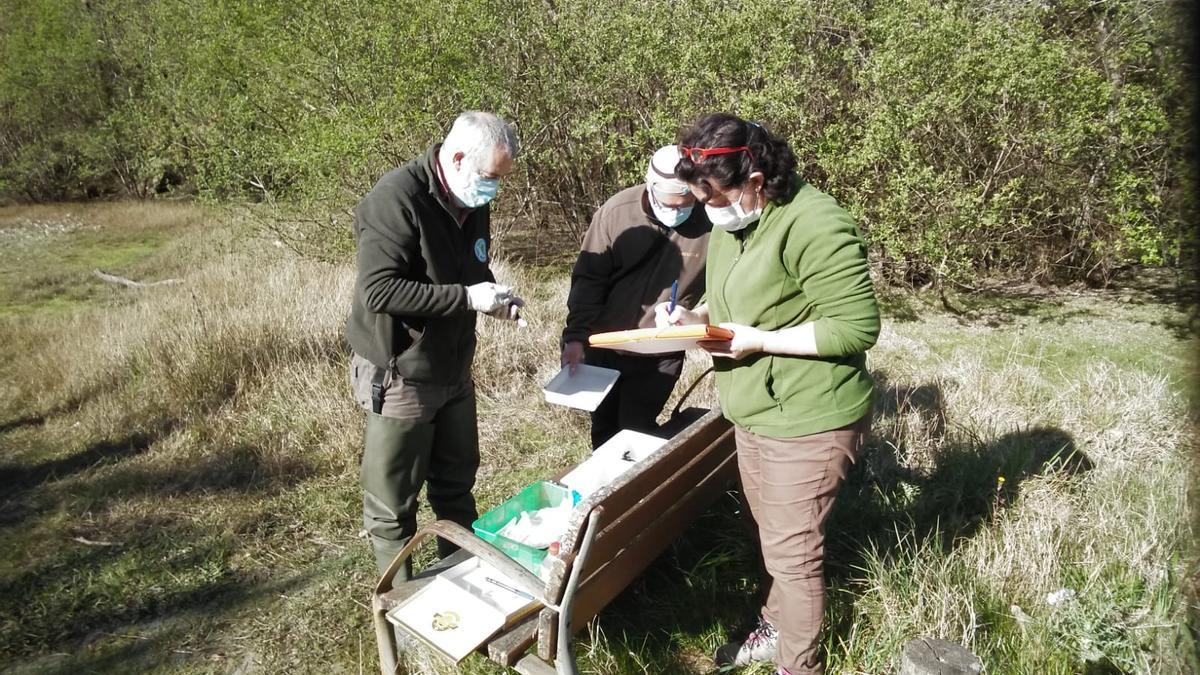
[577, 425, 735, 574]
[535, 445, 736, 660]
[550, 410, 723, 563]
[564, 450, 738, 631]
[513, 653, 558, 675]
[487, 612, 540, 666]
[371, 410, 745, 674]
[536, 607, 558, 662]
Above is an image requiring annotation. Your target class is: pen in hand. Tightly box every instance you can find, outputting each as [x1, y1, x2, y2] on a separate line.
[668, 280, 678, 315]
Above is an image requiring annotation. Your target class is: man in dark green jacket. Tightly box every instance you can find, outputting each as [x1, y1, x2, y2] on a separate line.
[346, 111, 524, 580]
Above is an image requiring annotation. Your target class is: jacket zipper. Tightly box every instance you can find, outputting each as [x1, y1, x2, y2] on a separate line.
[434, 194, 469, 381]
[720, 232, 747, 322]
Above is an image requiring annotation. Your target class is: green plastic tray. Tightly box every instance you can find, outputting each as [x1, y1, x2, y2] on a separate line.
[472, 480, 575, 575]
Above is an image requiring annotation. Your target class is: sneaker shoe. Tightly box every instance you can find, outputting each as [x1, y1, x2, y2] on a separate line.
[714, 615, 779, 666]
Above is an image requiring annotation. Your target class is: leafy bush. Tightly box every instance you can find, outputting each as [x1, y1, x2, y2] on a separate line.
[0, 0, 1191, 283]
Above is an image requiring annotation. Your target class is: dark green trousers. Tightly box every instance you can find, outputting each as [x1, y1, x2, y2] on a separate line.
[352, 354, 480, 580]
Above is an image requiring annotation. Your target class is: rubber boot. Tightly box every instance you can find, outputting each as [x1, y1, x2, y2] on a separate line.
[424, 384, 481, 558]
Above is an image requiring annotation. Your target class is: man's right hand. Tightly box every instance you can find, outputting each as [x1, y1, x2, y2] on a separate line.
[561, 341, 584, 375]
[466, 282, 513, 313]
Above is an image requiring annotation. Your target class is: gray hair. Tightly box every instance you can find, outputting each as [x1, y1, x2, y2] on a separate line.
[442, 111, 520, 164]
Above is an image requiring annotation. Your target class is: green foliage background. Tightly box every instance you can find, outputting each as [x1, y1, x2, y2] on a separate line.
[0, 0, 1192, 283]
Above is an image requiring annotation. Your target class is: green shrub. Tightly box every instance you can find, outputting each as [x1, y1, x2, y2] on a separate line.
[0, 0, 1190, 283]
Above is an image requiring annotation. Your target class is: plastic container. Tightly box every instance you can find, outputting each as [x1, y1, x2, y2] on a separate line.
[473, 481, 575, 575]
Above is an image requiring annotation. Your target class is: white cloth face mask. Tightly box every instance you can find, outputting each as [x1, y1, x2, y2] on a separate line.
[705, 188, 761, 232]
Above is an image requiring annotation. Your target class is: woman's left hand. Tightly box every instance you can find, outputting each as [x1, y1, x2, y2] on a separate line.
[700, 322, 772, 359]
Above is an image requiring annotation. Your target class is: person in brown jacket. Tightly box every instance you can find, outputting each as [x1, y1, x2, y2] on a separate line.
[561, 145, 711, 448]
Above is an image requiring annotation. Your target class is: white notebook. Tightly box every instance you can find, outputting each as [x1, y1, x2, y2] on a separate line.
[542, 364, 620, 412]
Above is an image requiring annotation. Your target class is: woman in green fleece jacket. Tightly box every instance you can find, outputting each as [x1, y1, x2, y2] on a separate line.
[656, 113, 880, 675]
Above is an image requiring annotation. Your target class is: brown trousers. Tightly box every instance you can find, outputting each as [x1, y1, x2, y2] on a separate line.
[735, 415, 869, 675]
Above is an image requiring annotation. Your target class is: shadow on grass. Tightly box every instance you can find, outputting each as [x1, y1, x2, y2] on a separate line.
[581, 376, 1093, 672]
[0, 424, 172, 531]
[830, 375, 1092, 564]
[0, 414, 315, 531]
[0, 516, 319, 674]
[0, 365, 136, 439]
[0, 413, 46, 434]
[73, 443, 317, 503]
[0, 438, 320, 672]
[0, 427, 165, 493]
[820, 376, 1092, 661]
[879, 284, 1102, 329]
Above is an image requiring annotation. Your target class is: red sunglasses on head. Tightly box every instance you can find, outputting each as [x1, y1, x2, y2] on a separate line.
[679, 145, 755, 164]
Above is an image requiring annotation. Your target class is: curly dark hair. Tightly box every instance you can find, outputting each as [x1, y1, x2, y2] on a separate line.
[676, 113, 798, 203]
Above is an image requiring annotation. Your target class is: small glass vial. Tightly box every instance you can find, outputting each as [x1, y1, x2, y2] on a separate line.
[538, 541, 561, 582]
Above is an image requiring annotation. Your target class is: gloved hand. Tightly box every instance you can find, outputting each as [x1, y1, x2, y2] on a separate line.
[653, 301, 707, 327]
[466, 282, 513, 313]
[487, 293, 526, 325]
[561, 341, 585, 374]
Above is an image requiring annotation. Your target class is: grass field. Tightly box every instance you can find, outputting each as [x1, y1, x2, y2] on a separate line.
[0, 202, 1195, 674]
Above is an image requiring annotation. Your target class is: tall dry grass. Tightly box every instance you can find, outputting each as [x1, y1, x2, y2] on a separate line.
[0, 203, 1193, 674]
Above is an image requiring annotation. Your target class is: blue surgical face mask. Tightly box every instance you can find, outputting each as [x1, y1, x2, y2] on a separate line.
[450, 157, 500, 208]
[649, 188, 694, 228]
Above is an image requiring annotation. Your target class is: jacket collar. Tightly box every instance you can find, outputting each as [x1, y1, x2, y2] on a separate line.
[423, 142, 485, 225]
[741, 173, 805, 240]
[420, 144, 454, 207]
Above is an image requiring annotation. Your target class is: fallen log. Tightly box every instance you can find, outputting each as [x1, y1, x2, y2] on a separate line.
[92, 269, 181, 289]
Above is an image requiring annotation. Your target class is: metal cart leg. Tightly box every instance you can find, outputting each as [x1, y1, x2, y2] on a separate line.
[555, 507, 603, 675]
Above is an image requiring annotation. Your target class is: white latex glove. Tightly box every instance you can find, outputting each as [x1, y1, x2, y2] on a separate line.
[467, 282, 512, 313]
[653, 301, 707, 328]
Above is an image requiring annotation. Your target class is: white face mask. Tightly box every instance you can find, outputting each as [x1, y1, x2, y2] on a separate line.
[705, 188, 761, 232]
[648, 189, 693, 228]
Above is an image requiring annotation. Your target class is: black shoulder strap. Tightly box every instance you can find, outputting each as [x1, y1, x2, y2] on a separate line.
[370, 367, 387, 415]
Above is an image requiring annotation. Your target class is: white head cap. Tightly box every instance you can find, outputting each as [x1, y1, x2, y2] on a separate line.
[645, 145, 690, 196]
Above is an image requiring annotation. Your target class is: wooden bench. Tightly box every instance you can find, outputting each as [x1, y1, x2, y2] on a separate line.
[371, 406, 737, 674]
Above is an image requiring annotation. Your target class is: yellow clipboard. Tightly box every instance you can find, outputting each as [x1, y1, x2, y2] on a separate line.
[587, 324, 734, 355]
